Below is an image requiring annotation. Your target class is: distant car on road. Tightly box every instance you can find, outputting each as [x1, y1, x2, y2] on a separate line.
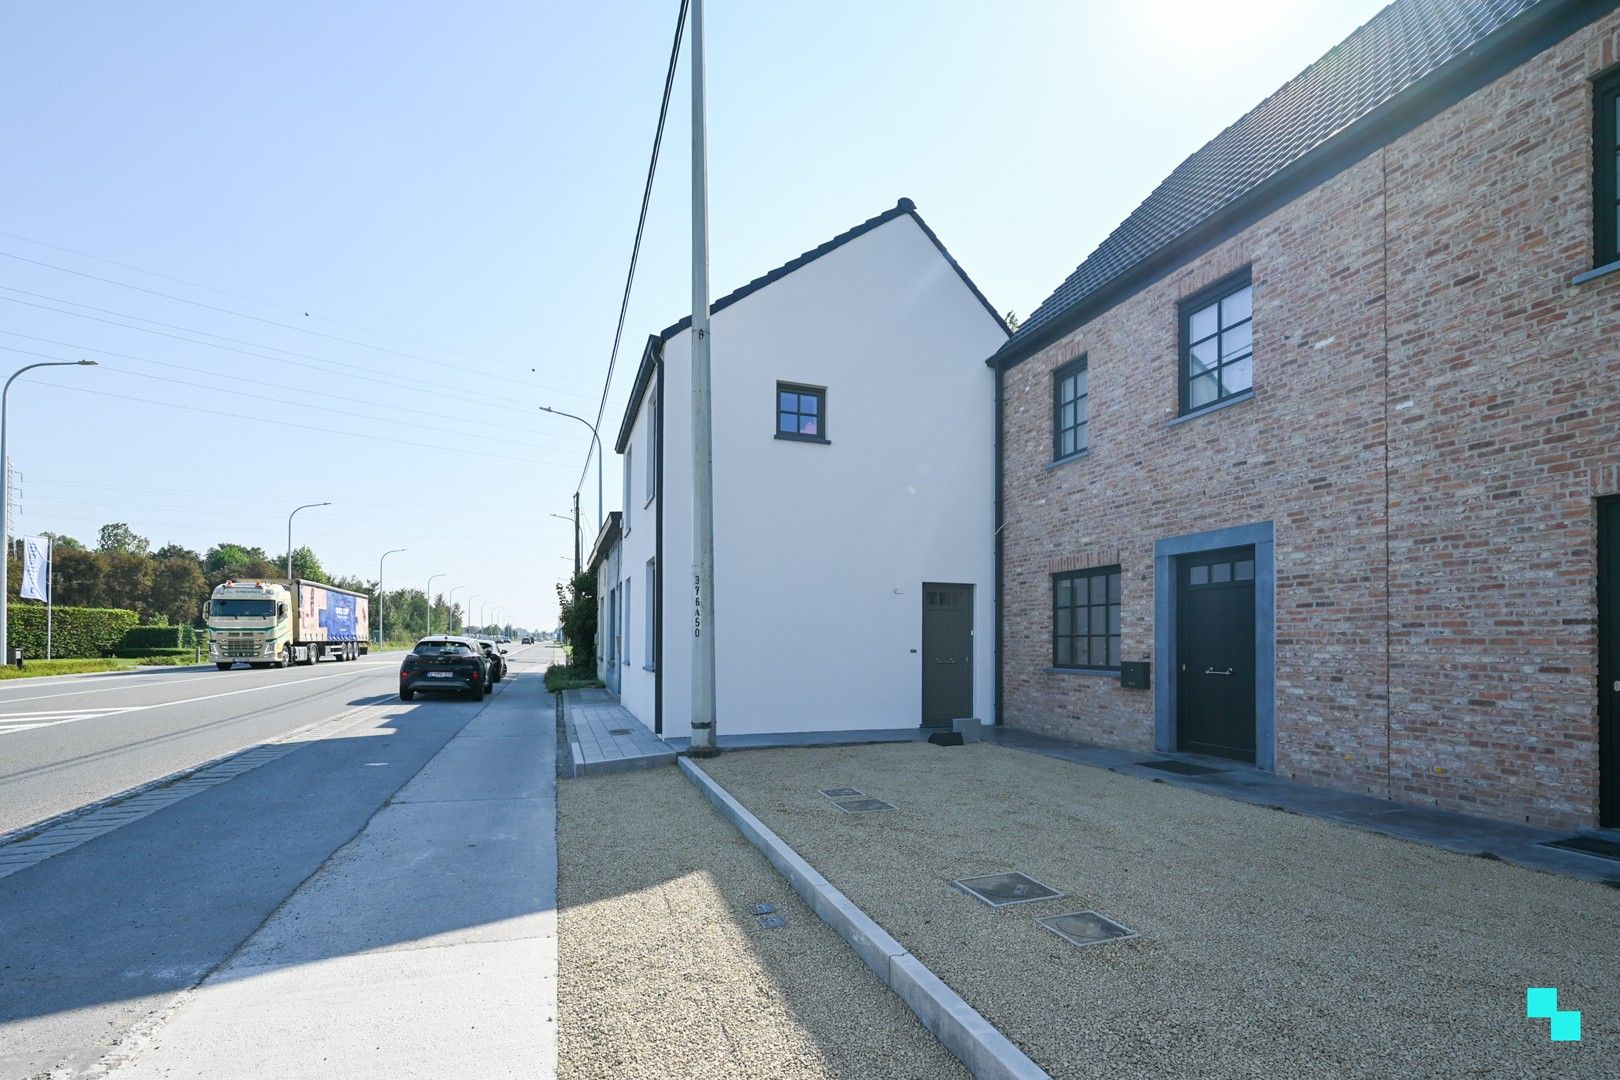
[471, 637, 507, 682]
[399, 637, 490, 701]
[521, 636, 533, 645]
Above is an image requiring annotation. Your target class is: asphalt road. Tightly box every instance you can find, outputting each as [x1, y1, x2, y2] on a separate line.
[0, 641, 562, 1080]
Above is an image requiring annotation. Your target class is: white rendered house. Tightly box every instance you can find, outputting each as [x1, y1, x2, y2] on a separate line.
[594, 199, 1008, 741]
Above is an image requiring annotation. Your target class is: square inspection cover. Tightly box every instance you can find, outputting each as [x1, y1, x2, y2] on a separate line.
[1038, 910, 1139, 948]
[953, 872, 1063, 907]
[833, 797, 896, 814]
[819, 787, 865, 799]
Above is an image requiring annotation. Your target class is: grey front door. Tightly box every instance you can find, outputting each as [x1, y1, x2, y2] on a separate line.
[922, 584, 973, 728]
[1177, 547, 1257, 762]
[1600, 498, 1619, 827]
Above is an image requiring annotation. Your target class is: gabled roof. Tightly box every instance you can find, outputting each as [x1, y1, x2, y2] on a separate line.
[992, 0, 1602, 369]
[615, 198, 1007, 452]
[586, 511, 622, 573]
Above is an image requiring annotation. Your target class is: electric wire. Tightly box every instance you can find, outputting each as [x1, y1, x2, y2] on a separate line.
[580, 0, 690, 495]
[0, 293, 591, 418]
[0, 342, 578, 453]
[23, 379, 584, 461]
[0, 247, 597, 391]
[0, 227, 534, 370]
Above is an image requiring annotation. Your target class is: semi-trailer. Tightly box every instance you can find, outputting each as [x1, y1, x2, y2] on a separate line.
[206, 578, 370, 670]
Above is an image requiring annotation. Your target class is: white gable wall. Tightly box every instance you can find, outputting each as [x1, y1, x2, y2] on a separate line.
[622, 211, 1005, 739]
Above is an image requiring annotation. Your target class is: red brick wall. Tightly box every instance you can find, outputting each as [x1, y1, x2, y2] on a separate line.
[1000, 12, 1620, 828]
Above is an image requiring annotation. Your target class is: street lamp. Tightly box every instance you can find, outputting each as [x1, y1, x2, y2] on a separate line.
[478, 601, 491, 629]
[551, 512, 582, 574]
[426, 573, 446, 635]
[448, 586, 466, 633]
[1, 360, 97, 665]
[539, 405, 603, 532]
[286, 501, 331, 581]
[467, 594, 484, 634]
[377, 548, 405, 646]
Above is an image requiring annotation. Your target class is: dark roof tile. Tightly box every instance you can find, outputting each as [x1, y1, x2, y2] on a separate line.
[1001, 0, 1546, 359]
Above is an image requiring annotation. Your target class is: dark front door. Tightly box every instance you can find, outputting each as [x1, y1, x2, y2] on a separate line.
[1177, 547, 1257, 762]
[922, 584, 973, 728]
[1601, 498, 1620, 827]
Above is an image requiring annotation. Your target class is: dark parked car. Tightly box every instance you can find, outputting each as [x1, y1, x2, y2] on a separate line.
[472, 637, 507, 682]
[399, 636, 490, 701]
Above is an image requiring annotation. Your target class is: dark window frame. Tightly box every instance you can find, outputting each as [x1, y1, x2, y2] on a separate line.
[1051, 355, 1089, 462]
[1177, 267, 1254, 417]
[1051, 565, 1122, 671]
[1596, 68, 1620, 268]
[775, 381, 828, 443]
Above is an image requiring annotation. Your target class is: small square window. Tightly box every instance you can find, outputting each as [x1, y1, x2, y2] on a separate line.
[1179, 270, 1253, 416]
[776, 383, 826, 442]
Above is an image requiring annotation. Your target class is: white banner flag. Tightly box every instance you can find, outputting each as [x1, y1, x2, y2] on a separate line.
[20, 535, 49, 602]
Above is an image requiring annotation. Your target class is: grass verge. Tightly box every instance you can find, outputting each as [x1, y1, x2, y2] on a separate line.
[546, 664, 604, 693]
[0, 658, 137, 679]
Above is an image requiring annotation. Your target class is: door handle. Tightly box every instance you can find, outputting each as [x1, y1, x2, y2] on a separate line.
[1204, 668, 1233, 676]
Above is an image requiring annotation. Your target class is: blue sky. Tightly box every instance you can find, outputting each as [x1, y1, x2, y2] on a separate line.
[0, 0, 1388, 629]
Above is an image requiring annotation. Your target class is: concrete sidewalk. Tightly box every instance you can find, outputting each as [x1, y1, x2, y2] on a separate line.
[103, 669, 558, 1079]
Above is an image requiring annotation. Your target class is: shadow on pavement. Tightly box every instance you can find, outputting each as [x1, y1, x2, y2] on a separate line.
[0, 669, 554, 1077]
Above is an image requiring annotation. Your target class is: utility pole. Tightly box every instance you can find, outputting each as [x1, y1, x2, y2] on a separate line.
[688, 0, 717, 754]
[573, 491, 582, 575]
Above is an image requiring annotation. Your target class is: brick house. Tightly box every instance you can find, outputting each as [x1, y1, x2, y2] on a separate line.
[991, 0, 1620, 829]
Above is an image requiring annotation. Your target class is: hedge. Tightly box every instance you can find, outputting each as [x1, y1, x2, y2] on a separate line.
[120, 625, 198, 651]
[113, 647, 194, 659]
[6, 605, 140, 659]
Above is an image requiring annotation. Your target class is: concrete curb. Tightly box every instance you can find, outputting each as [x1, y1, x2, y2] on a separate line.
[678, 757, 1050, 1080]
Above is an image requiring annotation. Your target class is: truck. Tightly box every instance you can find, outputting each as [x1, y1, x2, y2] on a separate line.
[205, 578, 371, 670]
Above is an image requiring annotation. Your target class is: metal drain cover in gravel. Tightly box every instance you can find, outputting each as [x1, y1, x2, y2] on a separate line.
[952, 872, 1063, 907]
[819, 787, 864, 799]
[833, 797, 896, 814]
[1137, 760, 1225, 776]
[1037, 910, 1139, 948]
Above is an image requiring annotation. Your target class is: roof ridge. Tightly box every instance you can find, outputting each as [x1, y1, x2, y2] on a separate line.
[1000, 0, 1561, 363]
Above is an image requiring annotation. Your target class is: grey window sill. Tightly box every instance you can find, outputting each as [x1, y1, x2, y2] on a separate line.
[1571, 259, 1620, 285]
[1044, 450, 1090, 472]
[643, 664, 656, 672]
[1043, 665, 1121, 678]
[775, 433, 831, 445]
[1166, 389, 1255, 427]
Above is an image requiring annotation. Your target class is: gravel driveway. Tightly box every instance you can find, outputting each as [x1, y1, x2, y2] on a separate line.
[701, 742, 1620, 1079]
[556, 767, 965, 1079]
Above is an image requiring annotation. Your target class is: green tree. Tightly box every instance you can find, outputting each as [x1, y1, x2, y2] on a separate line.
[205, 543, 272, 577]
[97, 522, 150, 557]
[100, 552, 156, 616]
[49, 546, 104, 608]
[556, 571, 596, 669]
[150, 557, 210, 626]
[285, 546, 327, 582]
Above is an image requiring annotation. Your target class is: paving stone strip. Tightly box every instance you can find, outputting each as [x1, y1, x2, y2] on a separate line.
[0, 697, 399, 880]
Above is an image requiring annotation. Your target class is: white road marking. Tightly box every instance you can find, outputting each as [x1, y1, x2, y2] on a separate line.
[0, 667, 396, 736]
[0, 707, 146, 734]
[0, 660, 396, 707]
